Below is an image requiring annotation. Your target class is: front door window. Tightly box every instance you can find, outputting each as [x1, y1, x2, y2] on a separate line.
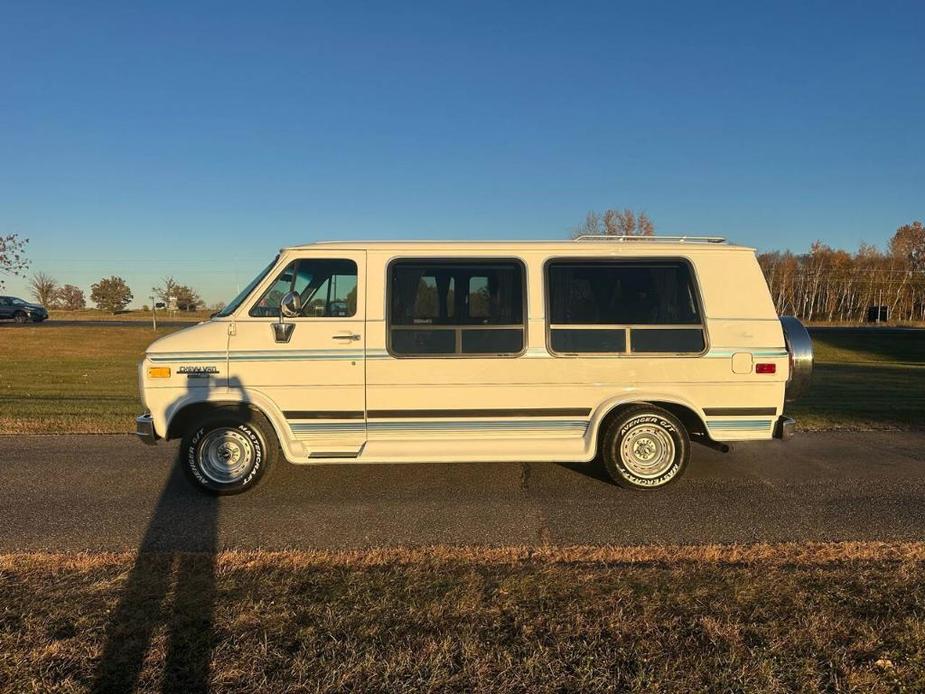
[250, 259, 358, 318]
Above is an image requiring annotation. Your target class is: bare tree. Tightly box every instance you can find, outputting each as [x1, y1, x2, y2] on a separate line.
[571, 208, 655, 238]
[0, 234, 30, 289]
[29, 272, 58, 307]
[153, 276, 180, 306]
[153, 276, 202, 311]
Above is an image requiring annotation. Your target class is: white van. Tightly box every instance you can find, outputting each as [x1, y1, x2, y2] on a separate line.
[136, 236, 812, 494]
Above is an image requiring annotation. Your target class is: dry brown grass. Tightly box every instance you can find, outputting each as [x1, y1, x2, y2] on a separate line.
[2, 542, 924, 692]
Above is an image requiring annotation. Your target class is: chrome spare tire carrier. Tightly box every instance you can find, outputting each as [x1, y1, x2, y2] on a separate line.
[780, 316, 813, 401]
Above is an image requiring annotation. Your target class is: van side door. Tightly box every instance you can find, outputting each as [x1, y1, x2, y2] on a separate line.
[229, 250, 367, 457]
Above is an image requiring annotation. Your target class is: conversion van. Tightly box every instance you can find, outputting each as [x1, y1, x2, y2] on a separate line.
[136, 236, 813, 494]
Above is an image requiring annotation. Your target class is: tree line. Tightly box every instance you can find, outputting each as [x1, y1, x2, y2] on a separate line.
[6, 218, 925, 321]
[27, 272, 204, 314]
[573, 210, 925, 323]
[758, 221, 924, 322]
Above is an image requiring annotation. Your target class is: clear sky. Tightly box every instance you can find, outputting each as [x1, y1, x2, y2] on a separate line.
[2, 1, 923, 306]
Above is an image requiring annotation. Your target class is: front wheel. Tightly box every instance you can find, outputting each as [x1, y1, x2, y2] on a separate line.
[181, 411, 277, 495]
[13, 311, 29, 324]
[600, 405, 690, 490]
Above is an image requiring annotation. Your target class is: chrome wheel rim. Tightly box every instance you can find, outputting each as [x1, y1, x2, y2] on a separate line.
[198, 427, 255, 484]
[620, 423, 676, 478]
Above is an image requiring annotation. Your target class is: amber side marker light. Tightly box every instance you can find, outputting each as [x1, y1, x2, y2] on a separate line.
[147, 366, 171, 379]
[755, 363, 776, 374]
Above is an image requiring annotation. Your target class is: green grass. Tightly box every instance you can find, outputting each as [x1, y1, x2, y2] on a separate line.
[47, 308, 211, 322]
[0, 325, 181, 434]
[0, 324, 922, 434]
[2, 543, 924, 692]
[786, 329, 925, 431]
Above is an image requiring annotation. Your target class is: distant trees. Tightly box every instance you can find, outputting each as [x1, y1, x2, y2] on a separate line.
[153, 276, 203, 311]
[55, 284, 86, 310]
[29, 272, 58, 306]
[571, 208, 655, 238]
[91, 276, 133, 313]
[24, 275, 87, 310]
[758, 221, 925, 322]
[173, 284, 202, 311]
[153, 276, 179, 306]
[0, 234, 30, 289]
[889, 221, 925, 271]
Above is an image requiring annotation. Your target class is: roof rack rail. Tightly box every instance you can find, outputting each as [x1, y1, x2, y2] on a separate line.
[573, 234, 726, 244]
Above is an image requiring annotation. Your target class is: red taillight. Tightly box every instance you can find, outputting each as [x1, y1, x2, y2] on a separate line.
[756, 363, 776, 374]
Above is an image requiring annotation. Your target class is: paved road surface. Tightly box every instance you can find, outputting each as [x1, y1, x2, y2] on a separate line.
[2, 432, 923, 551]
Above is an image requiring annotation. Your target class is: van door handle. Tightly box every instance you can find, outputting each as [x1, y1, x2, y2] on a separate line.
[332, 333, 361, 341]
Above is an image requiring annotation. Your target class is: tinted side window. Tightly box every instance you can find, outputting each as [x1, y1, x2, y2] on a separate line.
[250, 259, 357, 318]
[390, 260, 525, 356]
[547, 260, 704, 354]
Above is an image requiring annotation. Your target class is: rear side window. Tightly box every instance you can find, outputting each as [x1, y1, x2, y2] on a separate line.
[250, 259, 358, 318]
[389, 259, 525, 356]
[546, 260, 704, 354]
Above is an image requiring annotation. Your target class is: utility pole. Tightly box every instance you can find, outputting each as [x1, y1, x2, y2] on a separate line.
[150, 295, 158, 330]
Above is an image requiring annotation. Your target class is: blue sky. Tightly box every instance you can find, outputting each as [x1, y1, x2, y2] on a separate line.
[2, 1, 923, 306]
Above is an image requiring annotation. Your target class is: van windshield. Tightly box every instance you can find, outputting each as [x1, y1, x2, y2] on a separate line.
[214, 256, 279, 318]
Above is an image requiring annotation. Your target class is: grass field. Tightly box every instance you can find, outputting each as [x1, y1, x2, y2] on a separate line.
[0, 325, 175, 434]
[47, 308, 211, 322]
[0, 324, 922, 434]
[789, 329, 925, 430]
[2, 543, 923, 692]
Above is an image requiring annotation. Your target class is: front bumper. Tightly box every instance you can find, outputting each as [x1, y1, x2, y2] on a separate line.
[135, 413, 158, 445]
[773, 416, 795, 441]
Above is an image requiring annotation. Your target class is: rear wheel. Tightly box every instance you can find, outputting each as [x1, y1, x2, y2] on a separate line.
[601, 405, 690, 490]
[13, 311, 28, 324]
[181, 411, 277, 495]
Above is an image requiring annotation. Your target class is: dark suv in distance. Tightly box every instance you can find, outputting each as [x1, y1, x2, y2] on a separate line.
[0, 296, 49, 323]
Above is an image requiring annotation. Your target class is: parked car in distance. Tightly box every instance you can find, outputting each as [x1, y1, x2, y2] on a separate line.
[136, 235, 813, 495]
[0, 296, 49, 323]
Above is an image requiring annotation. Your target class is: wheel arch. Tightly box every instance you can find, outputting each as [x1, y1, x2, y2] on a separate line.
[589, 395, 707, 455]
[163, 389, 289, 448]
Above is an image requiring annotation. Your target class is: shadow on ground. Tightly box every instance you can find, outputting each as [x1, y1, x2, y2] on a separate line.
[92, 380, 256, 692]
[91, 450, 217, 693]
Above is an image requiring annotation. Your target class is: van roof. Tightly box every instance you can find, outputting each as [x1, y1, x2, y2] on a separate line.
[282, 236, 756, 252]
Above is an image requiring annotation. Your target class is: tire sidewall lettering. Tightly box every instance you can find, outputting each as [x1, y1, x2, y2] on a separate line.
[613, 412, 685, 488]
[187, 421, 264, 490]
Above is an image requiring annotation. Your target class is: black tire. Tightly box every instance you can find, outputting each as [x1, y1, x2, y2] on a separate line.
[600, 405, 690, 490]
[13, 311, 28, 324]
[180, 410, 277, 495]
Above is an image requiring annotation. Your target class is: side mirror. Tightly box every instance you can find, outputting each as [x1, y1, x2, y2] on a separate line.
[279, 291, 301, 318]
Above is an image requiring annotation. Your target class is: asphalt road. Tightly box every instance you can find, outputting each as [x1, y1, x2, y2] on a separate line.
[2, 432, 924, 551]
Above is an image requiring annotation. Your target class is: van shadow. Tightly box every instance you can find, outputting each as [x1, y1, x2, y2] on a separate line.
[92, 376, 250, 693]
[556, 459, 612, 484]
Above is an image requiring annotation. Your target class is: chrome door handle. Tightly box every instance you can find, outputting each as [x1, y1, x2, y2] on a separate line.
[332, 333, 361, 341]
